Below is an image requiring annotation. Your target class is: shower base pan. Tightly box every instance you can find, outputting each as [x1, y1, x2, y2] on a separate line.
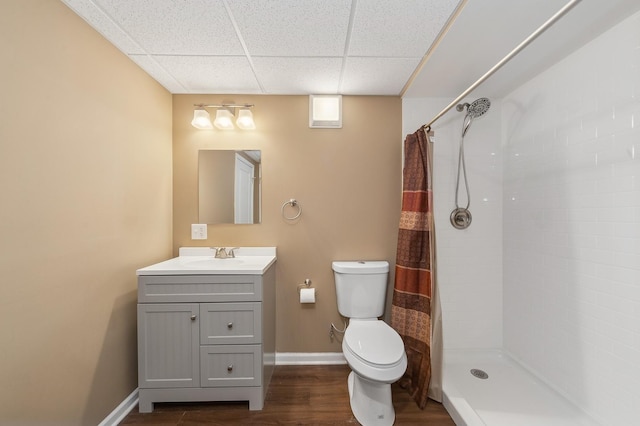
[443, 349, 600, 426]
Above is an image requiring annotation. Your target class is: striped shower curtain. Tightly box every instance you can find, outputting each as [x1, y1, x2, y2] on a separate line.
[391, 127, 443, 408]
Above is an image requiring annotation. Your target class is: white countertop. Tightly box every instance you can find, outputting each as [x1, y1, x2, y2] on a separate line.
[137, 247, 276, 276]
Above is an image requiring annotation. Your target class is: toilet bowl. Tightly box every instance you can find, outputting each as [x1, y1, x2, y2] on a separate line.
[343, 319, 407, 425]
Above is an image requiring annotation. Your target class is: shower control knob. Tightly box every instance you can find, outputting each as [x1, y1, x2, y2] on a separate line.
[450, 208, 472, 230]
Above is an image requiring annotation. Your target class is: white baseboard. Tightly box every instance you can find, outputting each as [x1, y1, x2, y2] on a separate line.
[275, 352, 346, 365]
[98, 388, 138, 426]
[99, 353, 345, 424]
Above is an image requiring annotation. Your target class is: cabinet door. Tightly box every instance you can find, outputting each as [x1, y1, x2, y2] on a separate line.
[200, 302, 262, 345]
[200, 345, 262, 387]
[138, 304, 199, 388]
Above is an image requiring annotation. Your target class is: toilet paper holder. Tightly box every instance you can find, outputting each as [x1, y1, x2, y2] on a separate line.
[297, 278, 317, 303]
[297, 278, 318, 295]
[297, 278, 315, 293]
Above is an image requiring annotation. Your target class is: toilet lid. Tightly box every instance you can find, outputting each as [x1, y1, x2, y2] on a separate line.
[344, 321, 405, 366]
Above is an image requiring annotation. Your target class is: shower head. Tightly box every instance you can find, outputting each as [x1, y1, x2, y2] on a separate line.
[467, 98, 491, 118]
[459, 98, 491, 137]
[456, 98, 491, 118]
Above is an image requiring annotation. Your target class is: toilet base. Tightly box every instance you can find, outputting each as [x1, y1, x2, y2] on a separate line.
[347, 371, 396, 426]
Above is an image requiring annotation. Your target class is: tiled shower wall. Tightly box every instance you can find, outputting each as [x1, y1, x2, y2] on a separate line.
[502, 10, 640, 425]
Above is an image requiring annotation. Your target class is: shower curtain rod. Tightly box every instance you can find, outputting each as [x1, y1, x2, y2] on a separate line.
[422, 0, 582, 132]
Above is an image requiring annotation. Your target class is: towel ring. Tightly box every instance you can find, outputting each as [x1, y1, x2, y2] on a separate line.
[281, 198, 302, 220]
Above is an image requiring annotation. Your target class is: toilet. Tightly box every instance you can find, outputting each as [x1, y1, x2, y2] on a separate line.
[332, 261, 407, 426]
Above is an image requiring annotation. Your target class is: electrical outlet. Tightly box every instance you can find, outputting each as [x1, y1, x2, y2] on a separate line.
[191, 224, 207, 240]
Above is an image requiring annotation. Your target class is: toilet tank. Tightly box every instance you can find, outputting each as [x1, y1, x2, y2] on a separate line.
[332, 261, 390, 319]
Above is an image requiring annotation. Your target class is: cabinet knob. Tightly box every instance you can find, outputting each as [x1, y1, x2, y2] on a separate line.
[190, 315, 197, 321]
[227, 322, 233, 329]
[227, 364, 233, 372]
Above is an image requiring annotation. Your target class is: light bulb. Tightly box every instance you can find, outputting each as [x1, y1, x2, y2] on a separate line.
[236, 109, 255, 130]
[214, 109, 234, 130]
[191, 108, 213, 129]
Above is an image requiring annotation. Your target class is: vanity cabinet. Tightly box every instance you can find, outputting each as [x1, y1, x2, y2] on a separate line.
[136, 265, 275, 413]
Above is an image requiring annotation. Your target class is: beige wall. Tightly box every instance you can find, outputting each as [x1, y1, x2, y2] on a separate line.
[0, 1, 173, 424]
[173, 95, 402, 352]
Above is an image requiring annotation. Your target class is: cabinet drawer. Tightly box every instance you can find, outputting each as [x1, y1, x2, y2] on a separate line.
[200, 345, 262, 387]
[200, 302, 262, 345]
[138, 275, 262, 303]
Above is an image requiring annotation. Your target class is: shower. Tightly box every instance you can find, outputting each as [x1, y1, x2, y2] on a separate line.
[450, 98, 491, 230]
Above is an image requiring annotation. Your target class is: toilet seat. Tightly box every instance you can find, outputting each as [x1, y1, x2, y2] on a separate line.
[344, 320, 405, 366]
[343, 320, 407, 383]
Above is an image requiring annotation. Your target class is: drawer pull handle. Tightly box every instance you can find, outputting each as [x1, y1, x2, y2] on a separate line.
[227, 364, 233, 372]
[227, 322, 233, 329]
[190, 315, 197, 321]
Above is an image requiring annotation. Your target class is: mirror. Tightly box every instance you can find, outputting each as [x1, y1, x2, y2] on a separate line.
[198, 150, 261, 224]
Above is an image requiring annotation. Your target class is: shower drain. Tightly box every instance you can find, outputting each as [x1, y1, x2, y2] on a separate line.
[470, 368, 489, 379]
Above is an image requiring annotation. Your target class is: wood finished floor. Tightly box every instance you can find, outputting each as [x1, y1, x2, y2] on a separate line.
[121, 365, 455, 425]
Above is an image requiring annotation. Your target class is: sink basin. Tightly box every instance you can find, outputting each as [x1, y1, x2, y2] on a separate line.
[136, 247, 277, 275]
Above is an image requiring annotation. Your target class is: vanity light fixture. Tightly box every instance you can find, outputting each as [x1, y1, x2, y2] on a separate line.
[213, 108, 234, 130]
[191, 103, 255, 130]
[236, 108, 256, 130]
[191, 107, 213, 129]
[309, 95, 342, 128]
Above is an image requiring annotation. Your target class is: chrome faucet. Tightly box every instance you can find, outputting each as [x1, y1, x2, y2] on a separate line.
[214, 247, 228, 259]
[213, 247, 239, 259]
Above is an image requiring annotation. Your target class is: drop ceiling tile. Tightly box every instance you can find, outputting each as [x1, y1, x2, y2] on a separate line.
[252, 57, 342, 94]
[341, 57, 420, 95]
[128, 55, 186, 93]
[61, 0, 145, 54]
[152, 55, 261, 93]
[93, 0, 244, 55]
[63, 0, 640, 96]
[348, 0, 460, 57]
[227, 0, 351, 56]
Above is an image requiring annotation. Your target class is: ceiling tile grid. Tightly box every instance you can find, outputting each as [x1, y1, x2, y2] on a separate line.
[58, 0, 640, 97]
[61, 0, 461, 95]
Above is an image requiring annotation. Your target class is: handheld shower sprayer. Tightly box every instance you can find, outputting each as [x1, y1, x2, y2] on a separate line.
[451, 98, 491, 230]
[458, 98, 491, 136]
[466, 98, 491, 118]
[456, 98, 490, 116]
